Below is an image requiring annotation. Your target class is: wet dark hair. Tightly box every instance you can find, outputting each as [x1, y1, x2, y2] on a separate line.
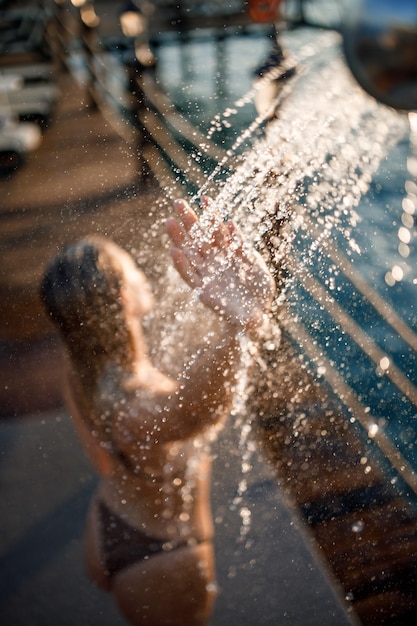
[40, 236, 135, 388]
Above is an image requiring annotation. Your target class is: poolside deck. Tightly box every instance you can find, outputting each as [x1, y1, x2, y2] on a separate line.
[2, 22, 417, 626]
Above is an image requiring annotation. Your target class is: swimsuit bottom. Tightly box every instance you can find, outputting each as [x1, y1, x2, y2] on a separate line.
[99, 501, 189, 578]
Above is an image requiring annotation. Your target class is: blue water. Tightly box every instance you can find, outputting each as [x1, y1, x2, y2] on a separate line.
[153, 24, 417, 502]
[333, 137, 417, 473]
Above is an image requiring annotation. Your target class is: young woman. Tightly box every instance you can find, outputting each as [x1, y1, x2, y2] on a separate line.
[40, 198, 275, 626]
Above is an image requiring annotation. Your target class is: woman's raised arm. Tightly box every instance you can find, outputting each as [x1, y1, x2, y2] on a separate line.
[111, 198, 275, 447]
[160, 198, 275, 439]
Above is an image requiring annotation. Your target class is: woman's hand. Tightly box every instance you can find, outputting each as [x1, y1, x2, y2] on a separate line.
[166, 197, 275, 332]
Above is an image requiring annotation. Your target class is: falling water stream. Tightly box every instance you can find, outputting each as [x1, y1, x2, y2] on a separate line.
[142, 24, 417, 530]
[3, 5, 417, 625]
[76, 19, 417, 572]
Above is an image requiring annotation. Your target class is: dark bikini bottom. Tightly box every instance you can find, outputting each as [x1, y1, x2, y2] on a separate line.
[98, 501, 188, 578]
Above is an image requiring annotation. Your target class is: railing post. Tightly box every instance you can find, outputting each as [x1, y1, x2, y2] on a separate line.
[48, 0, 71, 74]
[125, 58, 154, 182]
[78, 1, 100, 110]
[119, 2, 157, 182]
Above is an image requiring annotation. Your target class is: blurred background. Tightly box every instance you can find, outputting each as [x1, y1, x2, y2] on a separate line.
[2, 2, 417, 625]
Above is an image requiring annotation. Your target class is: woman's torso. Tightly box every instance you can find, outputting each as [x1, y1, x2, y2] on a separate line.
[67, 366, 215, 543]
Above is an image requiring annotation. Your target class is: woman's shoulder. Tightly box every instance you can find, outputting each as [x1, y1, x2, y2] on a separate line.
[114, 359, 177, 396]
[97, 362, 175, 404]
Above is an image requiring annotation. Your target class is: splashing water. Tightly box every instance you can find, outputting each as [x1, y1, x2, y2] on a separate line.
[389, 112, 417, 287]
[197, 36, 406, 252]
[161, 29, 409, 373]
[155, 29, 408, 293]
[144, 27, 414, 528]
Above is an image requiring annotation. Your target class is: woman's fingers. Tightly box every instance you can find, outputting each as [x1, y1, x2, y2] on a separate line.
[169, 247, 202, 289]
[168, 198, 226, 256]
[200, 197, 234, 252]
[173, 198, 198, 232]
[167, 198, 265, 287]
[165, 217, 186, 248]
[166, 200, 200, 257]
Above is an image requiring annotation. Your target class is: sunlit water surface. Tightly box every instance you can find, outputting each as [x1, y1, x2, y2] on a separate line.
[151, 26, 417, 508]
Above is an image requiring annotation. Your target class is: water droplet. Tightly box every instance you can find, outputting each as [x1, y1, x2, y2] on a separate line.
[352, 520, 364, 533]
[379, 356, 390, 371]
[392, 264, 404, 281]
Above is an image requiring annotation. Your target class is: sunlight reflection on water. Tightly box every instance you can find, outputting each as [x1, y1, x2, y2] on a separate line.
[154, 26, 417, 494]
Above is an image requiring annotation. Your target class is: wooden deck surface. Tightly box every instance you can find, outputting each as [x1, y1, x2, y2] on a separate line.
[2, 58, 417, 626]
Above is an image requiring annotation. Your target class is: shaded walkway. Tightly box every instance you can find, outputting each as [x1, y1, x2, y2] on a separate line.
[0, 408, 355, 626]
